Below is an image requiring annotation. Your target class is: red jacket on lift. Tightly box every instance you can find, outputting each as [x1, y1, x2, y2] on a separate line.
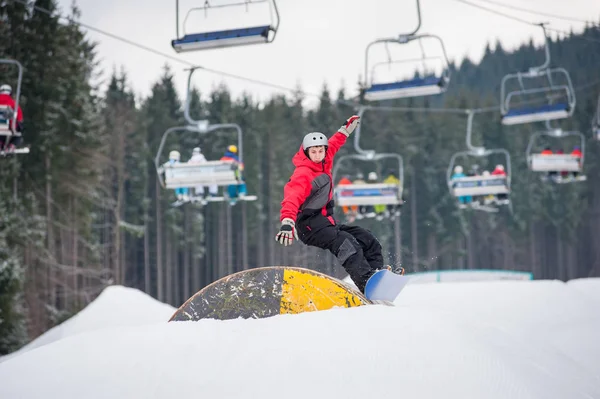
[491, 166, 506, 176]
[280, 132, 347, 224]
[0, 93, 23, 122]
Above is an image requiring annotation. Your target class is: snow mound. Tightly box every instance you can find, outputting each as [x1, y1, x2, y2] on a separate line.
[1, 285, 175, 362]
[566, 277, 600, 306]
[0, 279, 599, 399]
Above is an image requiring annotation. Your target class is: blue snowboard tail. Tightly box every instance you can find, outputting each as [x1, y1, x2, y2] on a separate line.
[364, 269, 410, 302]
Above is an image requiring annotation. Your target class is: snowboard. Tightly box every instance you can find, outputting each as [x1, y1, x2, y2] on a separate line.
[364, 269, 410, 302]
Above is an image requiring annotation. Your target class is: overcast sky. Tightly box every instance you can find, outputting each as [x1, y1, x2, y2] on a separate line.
[55, 0, 600, 108]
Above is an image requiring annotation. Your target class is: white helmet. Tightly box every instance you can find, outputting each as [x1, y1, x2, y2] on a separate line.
[192, 147, 201, 155]
[454, 165, 463, 174]
[482, 170, 490, 176]
[495, 164, 505, 171]
[0, 84, 11, 94]
[168, 150, 181, 161]
[368, 172, 378, 181]
[302, 132, 328, 150]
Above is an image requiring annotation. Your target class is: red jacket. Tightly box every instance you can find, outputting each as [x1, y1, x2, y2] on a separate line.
[491, 167, 506, 176]
[0, 93, 23, 122]
[280, 131, 347, 224]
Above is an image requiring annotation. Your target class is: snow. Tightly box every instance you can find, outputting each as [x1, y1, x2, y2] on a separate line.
[0, 285, 175, 363]
[1, 278, 599, 399]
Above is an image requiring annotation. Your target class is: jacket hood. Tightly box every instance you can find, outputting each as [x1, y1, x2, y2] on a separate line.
[292, 145, 324, 172]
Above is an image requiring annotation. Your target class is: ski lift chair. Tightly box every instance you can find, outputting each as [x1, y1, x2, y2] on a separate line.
[0, 59, 29, 156]
[447, 148, 512, 213]
[447, 110, 511, 213]
[172, 0, 280, 52]
[155, 123, 257, 205]
[332, 153, 404, 210]
[500, 24, 575, 125]
[526, 128, 586, 183]
[363, 41, 451, 102]
[362, 0, 450, 101]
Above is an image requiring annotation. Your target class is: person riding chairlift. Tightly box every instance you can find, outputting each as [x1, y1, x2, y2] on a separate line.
[221, 144, 247, 205]
[571, 146, 582, 179]
[0, 84, 24, 151]
[337, 175, 358, 222]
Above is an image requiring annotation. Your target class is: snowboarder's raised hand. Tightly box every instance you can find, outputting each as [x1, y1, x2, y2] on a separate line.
[337, 115, 360, 137]
[275, 218, 298, 246]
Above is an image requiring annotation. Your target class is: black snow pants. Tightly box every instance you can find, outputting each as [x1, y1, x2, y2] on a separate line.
[297, 215, 384, 293]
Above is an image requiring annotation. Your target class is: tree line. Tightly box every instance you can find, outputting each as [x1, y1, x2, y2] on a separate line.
[1, 0, 599, 354]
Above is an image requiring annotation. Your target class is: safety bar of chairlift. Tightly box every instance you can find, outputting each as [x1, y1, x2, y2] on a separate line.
[176, 0, 280, 42]
[154, 123, 244, 188]
[332, 153, 404, 198]
[0, 59, 23, 137]
[446, 148, 512, 191]
[501, 78, 575, 116]
[525, 129, 585, 165]
[369, 56, 445, 82]
[500, 68, 576, 115]
[364, 34, 451, 89]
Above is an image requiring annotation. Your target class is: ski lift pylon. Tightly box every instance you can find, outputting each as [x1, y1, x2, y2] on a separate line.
[447, 111, 512, 213]
[500, 24, 575, 125]
[0, 58, 29, 156]
[362, 0, 451, 101]
[172, 0, 280, 53]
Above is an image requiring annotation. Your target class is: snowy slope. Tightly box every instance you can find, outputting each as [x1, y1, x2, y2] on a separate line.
[0, 279, 599, 399]
[0, 285, 175, 363]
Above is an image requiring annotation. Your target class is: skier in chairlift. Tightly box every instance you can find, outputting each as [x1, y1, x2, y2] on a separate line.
[275, 115, 404, 294]
[0, 84, 24, 151]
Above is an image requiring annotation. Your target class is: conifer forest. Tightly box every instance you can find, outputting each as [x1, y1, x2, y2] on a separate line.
[1, 0, 599, 353]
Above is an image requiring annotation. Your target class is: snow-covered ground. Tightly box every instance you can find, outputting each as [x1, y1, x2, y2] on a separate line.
[0, 285, 175, 363]
[1, 277, 599, 399]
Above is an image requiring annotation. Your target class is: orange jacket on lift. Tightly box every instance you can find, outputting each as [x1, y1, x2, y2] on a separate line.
[337, 177, 357, 214]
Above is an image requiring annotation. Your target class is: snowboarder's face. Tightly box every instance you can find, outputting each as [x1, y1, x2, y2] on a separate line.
[308, 146, 325, 163]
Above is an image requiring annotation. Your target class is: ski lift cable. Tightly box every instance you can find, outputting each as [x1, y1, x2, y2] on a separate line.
[453, 0, 600, 45]
[8, 0, 600, 113]
[338, 77, 600, 116]
[8, 0, 315, 97]
[469, 0, 598, 26]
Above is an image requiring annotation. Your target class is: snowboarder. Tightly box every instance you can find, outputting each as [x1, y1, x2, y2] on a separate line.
[275, 115, 404, 294]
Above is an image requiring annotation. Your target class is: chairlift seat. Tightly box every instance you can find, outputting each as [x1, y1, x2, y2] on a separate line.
[451, 175, 509, 197]
[529, 154, 582, 172]
[172, 25, 271, 52]
[164, 160, 240, 188]
[364, 76, 445, 101]
[502, 103, 570, 126]
[335, 183, 402, 206]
